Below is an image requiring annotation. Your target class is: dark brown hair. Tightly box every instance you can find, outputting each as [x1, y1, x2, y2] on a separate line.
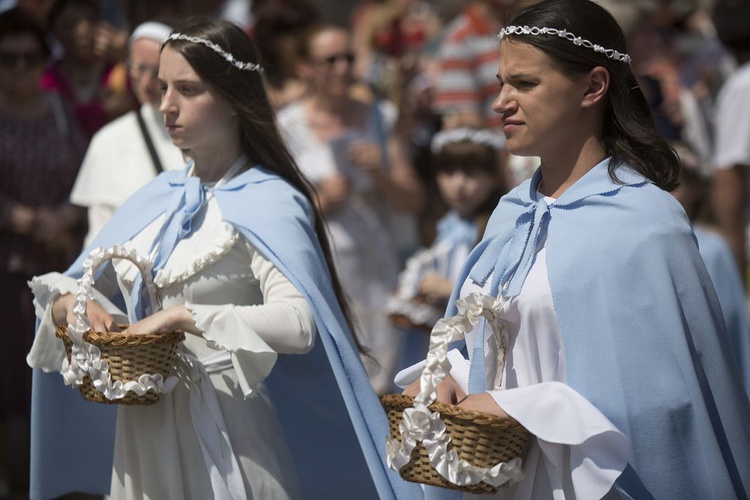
[505, 0, 680, 191]
[163, 16, 361, 350]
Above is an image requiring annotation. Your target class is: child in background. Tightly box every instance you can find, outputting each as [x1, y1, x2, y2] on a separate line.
[388, 127, 505, 364]
[671, 141, 750, 396]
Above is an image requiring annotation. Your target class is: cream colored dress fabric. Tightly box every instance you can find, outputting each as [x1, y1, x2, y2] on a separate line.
[27, 196, 315, 500]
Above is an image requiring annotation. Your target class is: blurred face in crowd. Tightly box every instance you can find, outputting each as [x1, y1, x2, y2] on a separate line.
[51, 2, 99, 62]
[303, 28, 354, 97]
[0, 32, 47, 97]
[436, 164, 499, 218]
[128, 37, 162, 107]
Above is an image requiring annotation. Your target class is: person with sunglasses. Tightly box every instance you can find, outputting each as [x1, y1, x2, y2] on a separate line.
[278, 24, 425, 395]
[0, 6, 89, 497]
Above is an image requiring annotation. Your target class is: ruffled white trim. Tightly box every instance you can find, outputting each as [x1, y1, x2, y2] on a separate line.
[155, 222, 240, 288]
[60, 246, 179, 401]
[386, 293, 525, 488]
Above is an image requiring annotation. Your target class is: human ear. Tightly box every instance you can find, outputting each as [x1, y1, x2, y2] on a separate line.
[582, 66, 609, 108]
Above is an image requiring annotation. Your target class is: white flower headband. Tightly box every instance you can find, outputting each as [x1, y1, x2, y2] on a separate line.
[498, 25, 632, 64]
[166, 33, 263, 72]
[431, 128, 505, 154]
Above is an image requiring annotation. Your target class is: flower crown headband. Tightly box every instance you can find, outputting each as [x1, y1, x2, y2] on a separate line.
[497, 25, 632, 64]
[431, 128, 506, 154]
[166, 33, 263, 72]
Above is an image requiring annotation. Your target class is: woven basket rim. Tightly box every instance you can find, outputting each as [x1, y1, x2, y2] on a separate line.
[381, 393, 527, 429]
[55, 325, 185, 345]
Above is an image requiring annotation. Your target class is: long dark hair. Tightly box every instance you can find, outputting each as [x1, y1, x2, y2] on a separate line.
[162, 17, 361, 350]
[505, 0, 680, 191]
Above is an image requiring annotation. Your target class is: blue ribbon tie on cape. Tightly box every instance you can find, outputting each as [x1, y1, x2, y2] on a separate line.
[129, 175, 205, 321]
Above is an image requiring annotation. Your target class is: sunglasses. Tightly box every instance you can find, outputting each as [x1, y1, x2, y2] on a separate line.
[313, 53, 355, 67]
[0, 52, 46, 68]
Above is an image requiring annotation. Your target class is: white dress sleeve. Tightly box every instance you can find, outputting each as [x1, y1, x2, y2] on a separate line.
[26, 266, 128, 373]
[182, 239, 316, 397]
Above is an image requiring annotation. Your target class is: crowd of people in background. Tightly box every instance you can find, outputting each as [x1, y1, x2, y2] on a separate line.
[1, 0, 749, 497]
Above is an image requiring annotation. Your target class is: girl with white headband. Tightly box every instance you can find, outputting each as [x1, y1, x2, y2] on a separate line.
[27, 16, 419, 500]
[398, 0, 750, 498]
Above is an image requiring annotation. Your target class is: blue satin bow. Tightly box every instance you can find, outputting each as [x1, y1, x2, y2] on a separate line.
[129, 175, 206, 322]
[470, 197, 550, 299]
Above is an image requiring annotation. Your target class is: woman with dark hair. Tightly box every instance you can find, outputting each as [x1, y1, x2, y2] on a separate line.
[397, 0, 750, 498]
[27, 17, 418, 500]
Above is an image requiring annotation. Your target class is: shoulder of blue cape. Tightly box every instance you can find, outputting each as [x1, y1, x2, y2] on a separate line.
[443, 161, 656, 316]
[65, 165, 317, 278]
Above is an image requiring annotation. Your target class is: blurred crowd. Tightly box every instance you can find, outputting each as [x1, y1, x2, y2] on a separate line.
[1, 0, 749, 497]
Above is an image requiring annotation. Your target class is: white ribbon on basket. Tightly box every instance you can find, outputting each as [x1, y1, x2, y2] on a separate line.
[385, 292, 526, 488]
[60, 245, 179, 400]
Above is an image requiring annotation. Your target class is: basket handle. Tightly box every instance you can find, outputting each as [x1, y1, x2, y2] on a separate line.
[67, 245, 160, 343]
[386, 293, 525, 489]
[414, 292, 508, 407]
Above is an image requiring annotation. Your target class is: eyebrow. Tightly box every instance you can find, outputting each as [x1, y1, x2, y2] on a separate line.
[497, 71, 538, 84]
[157, 77, 202, 85]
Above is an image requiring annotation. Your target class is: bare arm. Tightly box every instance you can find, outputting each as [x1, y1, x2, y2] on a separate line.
[713, 164, 747, 276]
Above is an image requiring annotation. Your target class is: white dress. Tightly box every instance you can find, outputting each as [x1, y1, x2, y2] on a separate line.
[277, 100, 404, 394]
[28, 195, 315, 499]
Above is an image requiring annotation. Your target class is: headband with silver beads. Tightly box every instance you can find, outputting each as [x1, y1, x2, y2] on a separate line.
[497, 25, 632, 64]
[166, 33, 264, 72]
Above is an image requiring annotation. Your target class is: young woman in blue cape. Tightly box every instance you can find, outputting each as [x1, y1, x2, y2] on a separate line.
[397, 0, 750, 498]
[25, 17, 420, 500]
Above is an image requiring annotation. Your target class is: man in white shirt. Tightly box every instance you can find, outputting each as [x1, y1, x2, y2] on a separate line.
[711, 0, 750, 275]
[71, 21, 185, 246]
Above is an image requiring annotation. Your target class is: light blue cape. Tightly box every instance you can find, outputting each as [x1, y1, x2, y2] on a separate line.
[29, 165, 420, 499]
[694, 226, 750, 397]
[447, 160, 750, 499]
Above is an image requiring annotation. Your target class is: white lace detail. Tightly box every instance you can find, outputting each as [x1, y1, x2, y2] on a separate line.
[60, 246, 179, 400]
[498, 25, 632, 64]
[385, 292, 526, 488]
[155, 222, 240, 288]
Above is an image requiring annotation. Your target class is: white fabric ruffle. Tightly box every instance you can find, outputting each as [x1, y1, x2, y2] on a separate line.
[155, 222, 240, 288]
[58, 246, 179, 401]
[187, 301, 277, 398]
[386, 293, 525, 489]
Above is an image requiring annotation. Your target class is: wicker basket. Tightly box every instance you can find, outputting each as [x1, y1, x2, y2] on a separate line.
[55, 326, 184, 405]
[382, 293, 530, 493]
[56, 246, 185, 405]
